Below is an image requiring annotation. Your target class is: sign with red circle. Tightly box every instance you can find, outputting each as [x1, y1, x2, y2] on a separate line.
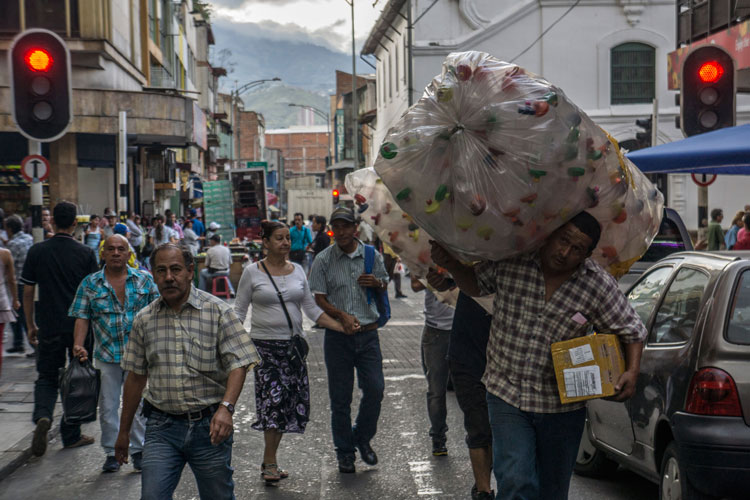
[691, 173, 717, 187]
[20, 154, 50, 182]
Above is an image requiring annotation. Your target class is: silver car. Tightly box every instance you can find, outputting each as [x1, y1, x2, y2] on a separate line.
[576, 251, 750, 500]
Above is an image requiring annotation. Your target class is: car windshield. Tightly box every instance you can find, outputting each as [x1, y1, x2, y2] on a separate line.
[639, 217, 687, 263]
[727, 269, 750, 345]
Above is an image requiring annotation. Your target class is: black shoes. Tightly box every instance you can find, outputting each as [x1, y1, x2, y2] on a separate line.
[396, 293, 407, 298]
[5, 346, 24, 354]
[31, 417, 51, 457]
[432, 440, 448, 457]
[338, 455, 356, 473]
[132, 451, 143, 471]
[356, 440, 378, 465]
[102, 455, 120, 472]
[471, 484, 495, 499]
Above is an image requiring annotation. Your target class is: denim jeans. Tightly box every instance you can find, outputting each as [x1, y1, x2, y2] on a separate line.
[97, 361, 146, 456]
[141, 410, 235, 500]
[10, 284, 26, 350]
[421, 325, 451, 443]
[323, 329, 384, 459]
[486, 393, 586, 500]
[198, 269, 235, 295]
[33, 331, 82, 446]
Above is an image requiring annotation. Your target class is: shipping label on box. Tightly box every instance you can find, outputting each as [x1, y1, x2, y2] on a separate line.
[551, 334, 625, 404]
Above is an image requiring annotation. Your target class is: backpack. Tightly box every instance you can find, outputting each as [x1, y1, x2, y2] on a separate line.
[364, 244, 391, 328]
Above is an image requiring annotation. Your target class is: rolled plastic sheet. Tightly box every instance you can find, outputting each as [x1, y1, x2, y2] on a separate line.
[373, 51, 663, 277]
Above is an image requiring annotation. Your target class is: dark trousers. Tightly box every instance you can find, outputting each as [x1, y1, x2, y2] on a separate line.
[323, 329, 384, 459]
[11, 284, 26, 349]
[33, 330, 83, 446]
[421, 325, 451, 442]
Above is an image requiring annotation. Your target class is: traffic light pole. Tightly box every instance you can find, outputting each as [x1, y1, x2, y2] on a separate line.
[28, 139, 44, 244]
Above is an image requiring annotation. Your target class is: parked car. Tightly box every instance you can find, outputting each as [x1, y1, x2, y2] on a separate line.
[576, 251, 750, 499]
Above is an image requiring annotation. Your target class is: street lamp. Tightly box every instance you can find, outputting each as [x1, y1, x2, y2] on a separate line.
[287, 103, 332, 167]
[230, 77, 281, 166]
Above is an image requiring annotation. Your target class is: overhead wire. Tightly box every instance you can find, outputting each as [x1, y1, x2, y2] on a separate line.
[510, 0, 581, 63]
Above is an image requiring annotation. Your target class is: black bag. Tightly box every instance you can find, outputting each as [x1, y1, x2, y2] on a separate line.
[59, 359, 101, 424]
[260, 261, 309, 367]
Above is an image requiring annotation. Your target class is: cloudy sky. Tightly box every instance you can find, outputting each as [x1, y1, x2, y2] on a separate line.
[209, 0, 383, 54]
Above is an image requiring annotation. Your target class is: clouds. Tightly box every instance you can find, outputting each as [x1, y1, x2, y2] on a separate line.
[213, 17, 349, 53]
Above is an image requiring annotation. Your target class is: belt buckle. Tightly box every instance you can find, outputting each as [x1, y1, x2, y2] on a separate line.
[187, 409, 203, 422]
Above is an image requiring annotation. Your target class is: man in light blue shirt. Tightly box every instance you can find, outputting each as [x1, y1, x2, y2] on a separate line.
[309, 206, 388, 474]
[289, 212, 312, 267]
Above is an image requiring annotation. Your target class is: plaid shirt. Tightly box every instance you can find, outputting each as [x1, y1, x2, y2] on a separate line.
[6, 232, 33, 279]
[476, 252, 646, 413]
[69, 266, 159, 363]
[121, 286, 259, 413]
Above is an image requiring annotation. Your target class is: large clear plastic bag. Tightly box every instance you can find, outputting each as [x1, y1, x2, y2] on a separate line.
[374, 51, 663, 277]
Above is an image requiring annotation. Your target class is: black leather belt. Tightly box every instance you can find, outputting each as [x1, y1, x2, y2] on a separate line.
[143, 400, 218, 421]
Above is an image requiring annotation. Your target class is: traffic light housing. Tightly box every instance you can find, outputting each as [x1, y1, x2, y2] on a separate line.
[9, 29, 72, 142]
[332, 189, 340, 204]
[635, 117, 652, 148]
[681, 46, 735, 137]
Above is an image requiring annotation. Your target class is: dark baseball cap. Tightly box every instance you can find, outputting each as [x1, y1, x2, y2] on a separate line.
[330, 206, 356, 223]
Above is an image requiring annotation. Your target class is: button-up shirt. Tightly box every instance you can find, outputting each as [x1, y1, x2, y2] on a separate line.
[120, 286, 259, 413]
[7, 232, 33, 279]
[309, 241, 389, 325]
[475, 252, 646, 413]
[68, 266, 159, 364]
[290, 225, 313, 252]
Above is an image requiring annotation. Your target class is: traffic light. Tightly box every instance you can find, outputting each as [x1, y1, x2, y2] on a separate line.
[635, 117, 652, 148]
[9, 29, 72, 142]
[332, 189, 340, 204]
[681, 46, 735, 137]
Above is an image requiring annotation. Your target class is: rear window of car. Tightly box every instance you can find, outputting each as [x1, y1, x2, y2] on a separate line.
[727, 270, 750, 345]
[639, 217, 688, 263]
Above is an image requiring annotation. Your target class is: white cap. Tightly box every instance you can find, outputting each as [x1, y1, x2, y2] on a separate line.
[208, 222, 221, 230]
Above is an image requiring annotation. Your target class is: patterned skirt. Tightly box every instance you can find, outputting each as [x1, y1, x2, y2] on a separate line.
[251, 338, 310, 434]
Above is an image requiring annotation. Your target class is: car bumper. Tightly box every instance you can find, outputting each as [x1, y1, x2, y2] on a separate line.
[672, 411, 750, 496]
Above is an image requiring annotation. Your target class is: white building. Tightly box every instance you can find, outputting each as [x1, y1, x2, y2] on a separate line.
[362, 0, 750, 231]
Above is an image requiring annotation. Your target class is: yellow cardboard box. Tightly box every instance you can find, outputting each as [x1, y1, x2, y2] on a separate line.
[551, 334, 625, 404]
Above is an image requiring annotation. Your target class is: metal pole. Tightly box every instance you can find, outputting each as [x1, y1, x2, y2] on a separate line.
[118, 111, 128, 216]
[351, 0, 358, 169]
[29, 140, 44, 244]
[407, 0, 414, 106]
[651, 98, 658, 146]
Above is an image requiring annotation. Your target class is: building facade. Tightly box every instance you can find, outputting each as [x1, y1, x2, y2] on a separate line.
[266, 126, 329, 189]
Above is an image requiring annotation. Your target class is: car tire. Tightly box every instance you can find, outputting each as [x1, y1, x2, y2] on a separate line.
[660, 441, 716, 500]
[574, 422, 619, 478]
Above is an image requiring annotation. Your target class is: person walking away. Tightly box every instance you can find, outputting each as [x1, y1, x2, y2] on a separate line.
[431, 211, 647, 500]
[383, 243, 406, 298]
[126, 211, 143, 260]
[308, 215, 331, 260]
[234, 220, 344, 483]
[732, 213, 750, 250]
[725, 210, 745, 250]
[5, 215, 33, 356]
[289, 213, 312, 268]
[707, 208, 725, 251]
[190, 208, 205, 238]
[0, 246, 20, 374]
[410, 271, 455, 457]
[69, 234, 159, 472]
[181, 218, 201, 256]
[309, 206, 389, 473]
[21, 201, 99, 456]
[115, 244, 259, 500]
[85, 215, 102, 264]
[199, 234, 235, 295]
[149, 214, 176, 247]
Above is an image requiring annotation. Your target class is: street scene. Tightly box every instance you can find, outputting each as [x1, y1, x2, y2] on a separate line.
[1, 1, 750, 500]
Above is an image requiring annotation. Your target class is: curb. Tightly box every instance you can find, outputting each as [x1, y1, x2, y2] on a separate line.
[0, 422, 60, 482]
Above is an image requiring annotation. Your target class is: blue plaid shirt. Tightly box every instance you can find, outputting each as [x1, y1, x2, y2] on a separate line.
[69, 266, 160, 363]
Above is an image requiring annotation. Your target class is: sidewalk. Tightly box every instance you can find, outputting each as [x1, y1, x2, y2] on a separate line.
[0, 286, 427, 483]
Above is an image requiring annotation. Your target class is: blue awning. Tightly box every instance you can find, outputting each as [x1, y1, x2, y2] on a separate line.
[626, 124, 750, 174]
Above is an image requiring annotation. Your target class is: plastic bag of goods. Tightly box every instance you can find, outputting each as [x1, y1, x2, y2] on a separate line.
[374, 51, 663, 277]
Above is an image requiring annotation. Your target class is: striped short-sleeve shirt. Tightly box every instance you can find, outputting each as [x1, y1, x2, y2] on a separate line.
[121, 286, 260, 413]
[476, 252, 647, 413]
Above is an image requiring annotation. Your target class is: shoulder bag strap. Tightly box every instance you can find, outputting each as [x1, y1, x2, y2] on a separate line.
[260, 260, 294, 334]
[363, 245, 375, 304]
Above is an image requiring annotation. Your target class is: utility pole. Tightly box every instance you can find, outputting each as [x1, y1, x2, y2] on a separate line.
[349, 0, 358, 169]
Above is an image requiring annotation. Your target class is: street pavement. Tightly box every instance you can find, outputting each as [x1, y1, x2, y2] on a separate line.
[0, 286, 658, 499]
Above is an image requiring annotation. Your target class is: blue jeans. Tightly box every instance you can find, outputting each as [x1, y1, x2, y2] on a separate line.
[10, 284, 27, 350]
[323, 329, 384, 459]
[98, 361, 146, 456]
[487, 393, 586, 500]
[421, 325, 451, 442]
[141, 409, 235, 500]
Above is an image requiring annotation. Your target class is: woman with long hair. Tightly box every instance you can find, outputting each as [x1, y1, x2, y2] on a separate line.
[234, 220, 344, 484]
[725, 210, 746, 250]
[149, 214, 176, 247]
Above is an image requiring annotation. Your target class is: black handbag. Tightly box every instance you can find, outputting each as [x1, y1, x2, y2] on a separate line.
[260, 261, 309, 366]
[59, 358, 101, 424]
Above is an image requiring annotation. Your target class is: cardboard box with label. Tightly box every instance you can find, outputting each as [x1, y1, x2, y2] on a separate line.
[551, 334, 625, 404]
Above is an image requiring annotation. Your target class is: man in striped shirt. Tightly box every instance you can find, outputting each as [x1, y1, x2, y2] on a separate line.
[431, 211, 646, 500]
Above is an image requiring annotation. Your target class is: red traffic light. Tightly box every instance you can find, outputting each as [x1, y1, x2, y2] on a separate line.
[332, 189, 339, 197]
[698, 61, 724, 83]
[26, 48, 53, 72]
[327, 230, 334, 237]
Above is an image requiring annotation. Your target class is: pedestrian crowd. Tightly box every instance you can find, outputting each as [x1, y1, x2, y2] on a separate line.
[16, 200, 748, 499]
[700, 206, 750, 250]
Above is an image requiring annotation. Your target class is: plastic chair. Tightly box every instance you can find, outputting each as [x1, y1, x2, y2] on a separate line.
[211, 276, 232, 299]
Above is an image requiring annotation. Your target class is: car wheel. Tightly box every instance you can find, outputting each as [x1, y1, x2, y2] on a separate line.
[660, 442, 716, 500]
[574, 421, 619, 477]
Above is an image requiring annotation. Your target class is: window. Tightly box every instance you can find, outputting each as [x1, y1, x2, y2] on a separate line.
[627, 266, 673, 326]
[649, 268, 708, 344]
[0, 1, 21, 34]
[727, 270, 750, 345]
[611, 42, 655, 104]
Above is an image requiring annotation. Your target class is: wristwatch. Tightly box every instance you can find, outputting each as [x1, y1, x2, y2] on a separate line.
[220, 401, 235, 415]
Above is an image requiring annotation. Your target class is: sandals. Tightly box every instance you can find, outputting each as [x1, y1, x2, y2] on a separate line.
[261, 463, 289, 482]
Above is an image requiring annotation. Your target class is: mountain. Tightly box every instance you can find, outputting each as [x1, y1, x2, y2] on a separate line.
[239, 85, 330, 129]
